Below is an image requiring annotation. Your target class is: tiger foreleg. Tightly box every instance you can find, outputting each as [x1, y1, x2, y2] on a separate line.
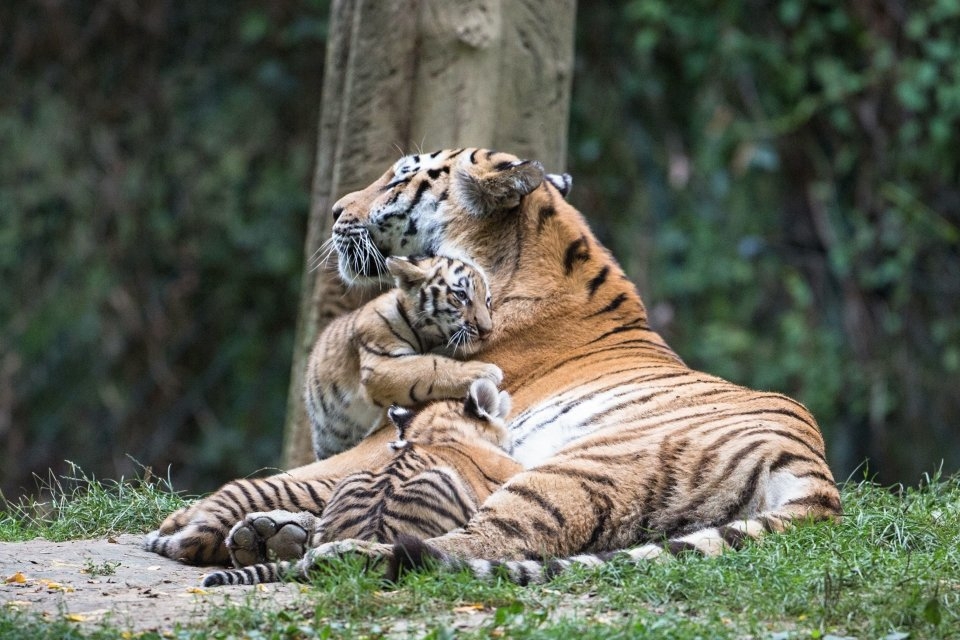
[146, 430, 400, 566]
[360, 351, 502, 407]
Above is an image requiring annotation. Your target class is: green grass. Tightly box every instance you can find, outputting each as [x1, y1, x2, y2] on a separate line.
[0, 461, 190, 542]
[2, 468, 959, 639]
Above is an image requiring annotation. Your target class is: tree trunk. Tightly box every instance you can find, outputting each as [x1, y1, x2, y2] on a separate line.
[281, 0, 577, 468]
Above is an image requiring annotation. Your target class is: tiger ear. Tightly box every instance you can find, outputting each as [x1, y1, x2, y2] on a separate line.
[464, 378, 510, 421]
[545, 172, 573, 198]
[454, 158, 545, 216]
[387, 405, 414, 444]
[386, 256, 427, 290]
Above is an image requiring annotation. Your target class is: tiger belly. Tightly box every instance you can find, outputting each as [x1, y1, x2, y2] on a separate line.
[508, 382, 645, 468]
[507, 366, 690, 468]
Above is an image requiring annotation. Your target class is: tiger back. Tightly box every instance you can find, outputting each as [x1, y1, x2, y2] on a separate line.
[305, 254, 503, 460]
[202, 378, 518, 586]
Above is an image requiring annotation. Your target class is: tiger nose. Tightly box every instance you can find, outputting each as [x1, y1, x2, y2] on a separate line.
[477, 323, 492, 340]
[332, 204, 344, 221]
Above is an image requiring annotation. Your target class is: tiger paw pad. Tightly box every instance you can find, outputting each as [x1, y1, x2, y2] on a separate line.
[225, 510, 317, 567]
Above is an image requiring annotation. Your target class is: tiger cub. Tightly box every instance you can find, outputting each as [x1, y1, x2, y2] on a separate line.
[305, 254, 502, 460]
[203, 378, 519, 586]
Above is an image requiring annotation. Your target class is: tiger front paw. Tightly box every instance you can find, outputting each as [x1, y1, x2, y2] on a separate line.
[466, 361, 503, 386]
[226, 510, 318, 567]
[143, 501, 231, 565]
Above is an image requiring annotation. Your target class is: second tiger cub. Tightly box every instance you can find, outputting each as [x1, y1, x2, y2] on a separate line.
[305, 255, 502, 460]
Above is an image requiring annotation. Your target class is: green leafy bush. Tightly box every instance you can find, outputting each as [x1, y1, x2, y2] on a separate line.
[0, 1, 328, 495]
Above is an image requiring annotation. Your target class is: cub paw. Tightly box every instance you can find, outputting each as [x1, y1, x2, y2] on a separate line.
[226, 510, 317, 567]
[468, 362, 503, 385]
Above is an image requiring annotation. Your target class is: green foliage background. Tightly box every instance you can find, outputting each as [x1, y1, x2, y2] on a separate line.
[2, 1, 958, 497]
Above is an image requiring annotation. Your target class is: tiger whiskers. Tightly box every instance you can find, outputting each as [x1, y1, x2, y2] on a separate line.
[446, 327, 471, 355]
[308, 237, 338, 273]
[392, 142, 408, 159]
[338, 232, 375, 282]
[363, 234, 389, 276]
[346, 231, 387, 282]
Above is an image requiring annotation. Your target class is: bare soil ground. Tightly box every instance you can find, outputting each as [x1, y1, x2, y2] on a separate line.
[0, 534, 303, 632]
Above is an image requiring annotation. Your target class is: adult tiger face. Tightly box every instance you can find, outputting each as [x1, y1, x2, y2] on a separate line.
[331, 148, 547, 287]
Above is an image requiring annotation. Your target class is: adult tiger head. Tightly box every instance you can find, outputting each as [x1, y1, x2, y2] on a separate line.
[332, 147, 656, 383]
[331, 148, 569, 288]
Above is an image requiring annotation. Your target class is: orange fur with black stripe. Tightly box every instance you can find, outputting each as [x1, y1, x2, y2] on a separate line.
[146, 148, 839, 576]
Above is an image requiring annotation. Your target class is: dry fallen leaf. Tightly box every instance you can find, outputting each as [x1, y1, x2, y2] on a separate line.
[4, 600, 31, 608]
[38, 579, 75, 593]
[185, 587, 208, 595]
[452, 603, 486, 613]
[64, 613, 88, 622]
[4, 572, 27, 584]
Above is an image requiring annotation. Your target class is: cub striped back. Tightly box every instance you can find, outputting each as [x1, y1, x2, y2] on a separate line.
[202, 379, 519, 586]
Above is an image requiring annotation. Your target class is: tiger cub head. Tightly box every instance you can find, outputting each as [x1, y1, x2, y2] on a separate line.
[331, 148, 571, 287]
[387, 378, 513, 453]
[386, 254, 493, 355]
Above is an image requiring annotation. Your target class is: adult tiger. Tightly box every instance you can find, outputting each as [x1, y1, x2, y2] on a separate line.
[145, 148, 840, 575]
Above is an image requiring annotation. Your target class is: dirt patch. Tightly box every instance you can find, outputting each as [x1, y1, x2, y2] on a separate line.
[0, 535, 606, 636]
[0, 534, 302, 632]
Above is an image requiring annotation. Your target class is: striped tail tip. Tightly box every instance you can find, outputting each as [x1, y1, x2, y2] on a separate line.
[386, 534, 448, 582]
[202, 571, 232, 587]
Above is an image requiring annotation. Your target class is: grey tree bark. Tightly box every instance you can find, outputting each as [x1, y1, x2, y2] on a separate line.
[281, 0, 577, 468]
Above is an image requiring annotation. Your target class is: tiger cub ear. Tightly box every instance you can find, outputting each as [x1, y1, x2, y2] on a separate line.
[386, 256, 427, 290]
[545, 172, 573, 198]
[464, 378, 511, 421]
[454, 159, 545, 216]
[387, 405, 415, 449]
